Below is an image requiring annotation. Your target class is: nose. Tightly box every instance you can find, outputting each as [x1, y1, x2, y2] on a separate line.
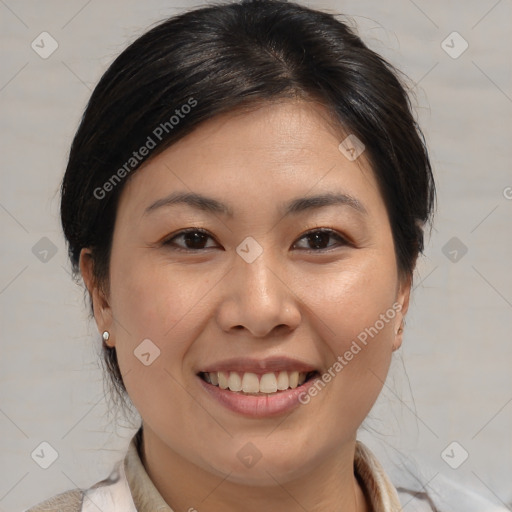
[215, 249, 302, 338]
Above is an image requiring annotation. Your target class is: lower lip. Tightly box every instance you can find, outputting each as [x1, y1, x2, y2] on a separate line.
[197, 374, 320, 418]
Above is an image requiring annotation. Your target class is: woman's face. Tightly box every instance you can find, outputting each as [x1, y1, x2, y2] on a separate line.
[83, 100, 410, 485]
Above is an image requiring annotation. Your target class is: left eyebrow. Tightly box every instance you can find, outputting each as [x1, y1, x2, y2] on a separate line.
[282, 192, 368, 217]
[143, 191, 368, 217]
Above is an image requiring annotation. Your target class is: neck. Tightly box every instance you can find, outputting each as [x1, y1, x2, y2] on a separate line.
[140, 425, 369, 512]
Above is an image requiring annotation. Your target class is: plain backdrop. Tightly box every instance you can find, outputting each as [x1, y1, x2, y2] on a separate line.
[1, 1, 511, 510]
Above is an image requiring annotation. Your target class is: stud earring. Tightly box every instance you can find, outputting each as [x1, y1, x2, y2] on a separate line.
[102, 331, 110, 342]
[397, 320, 404, 335]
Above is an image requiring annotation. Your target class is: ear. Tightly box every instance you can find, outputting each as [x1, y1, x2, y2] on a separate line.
[393, 273, 412, 351]
[79, 248, 115, 347]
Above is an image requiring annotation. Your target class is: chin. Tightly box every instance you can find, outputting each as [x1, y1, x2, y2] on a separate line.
[202, 444, 322, 487]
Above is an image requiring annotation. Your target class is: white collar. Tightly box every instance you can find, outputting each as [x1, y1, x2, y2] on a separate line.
[81, 458, 137, 512]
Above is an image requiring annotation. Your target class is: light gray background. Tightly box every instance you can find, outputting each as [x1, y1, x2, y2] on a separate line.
[1, 1, 511, 510]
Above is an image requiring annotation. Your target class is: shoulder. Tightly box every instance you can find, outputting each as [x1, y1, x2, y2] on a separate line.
[25, 435, 140, 512]
[422, 473, 510, 512]
[24, 489, 84, 512]
[393, 465, 510, 512]
[356, 440, 509, 512]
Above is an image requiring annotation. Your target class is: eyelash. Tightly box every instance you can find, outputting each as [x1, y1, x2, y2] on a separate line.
[161, 227, 351, 253]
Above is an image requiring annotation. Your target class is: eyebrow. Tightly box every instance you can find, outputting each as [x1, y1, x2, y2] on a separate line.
[143, 191, 368, 218]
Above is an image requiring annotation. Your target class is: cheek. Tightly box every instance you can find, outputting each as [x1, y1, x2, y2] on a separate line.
[298, 253, 398, 413]
[303, 255, 398, 346]
[108, 252, 225, 387]
[110, 253, 205, 339]
[107, 255, 209, 429]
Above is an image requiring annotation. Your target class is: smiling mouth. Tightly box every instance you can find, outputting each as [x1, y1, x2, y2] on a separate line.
[198, 370, 320, 395]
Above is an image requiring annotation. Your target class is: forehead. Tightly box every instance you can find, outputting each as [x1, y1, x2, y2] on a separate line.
[117, 100, 382, 218]
[167, 99, 357, 164]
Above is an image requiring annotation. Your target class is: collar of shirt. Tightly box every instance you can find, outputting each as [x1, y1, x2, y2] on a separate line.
[121, 430, 403, 512]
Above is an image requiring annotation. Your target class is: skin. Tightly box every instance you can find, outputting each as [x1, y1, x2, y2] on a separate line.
[81, 99, 411, 512]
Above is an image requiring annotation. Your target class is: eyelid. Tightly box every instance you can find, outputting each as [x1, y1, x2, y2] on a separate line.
[162, 227, 210, 240]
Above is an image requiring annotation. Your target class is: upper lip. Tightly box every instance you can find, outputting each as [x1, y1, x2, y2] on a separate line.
[197, 357, 319, 375]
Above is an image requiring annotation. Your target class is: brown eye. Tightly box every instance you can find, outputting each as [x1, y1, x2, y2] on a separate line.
[163, 229, 218, 251]
[293, 229, 348, 251]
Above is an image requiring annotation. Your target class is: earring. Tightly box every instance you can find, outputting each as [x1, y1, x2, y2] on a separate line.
[102, 331, 110, 342]
[397, 320, 404, 335]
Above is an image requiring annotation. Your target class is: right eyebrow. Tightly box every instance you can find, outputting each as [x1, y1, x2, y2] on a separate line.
[144, 191, 233, 217]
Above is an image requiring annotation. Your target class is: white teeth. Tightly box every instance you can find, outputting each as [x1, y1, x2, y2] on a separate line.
[241, 372, 259, 393]
[218, 371, 229, 389]
[204, 370, 310, 394]
[289, 371, 299, 389]
[228, 372, 243, 392]
[276, 371, 289, 390]
[259, 373, 278, 393]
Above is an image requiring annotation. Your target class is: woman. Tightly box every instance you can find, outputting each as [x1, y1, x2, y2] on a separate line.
[26, 0, 494, 510]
